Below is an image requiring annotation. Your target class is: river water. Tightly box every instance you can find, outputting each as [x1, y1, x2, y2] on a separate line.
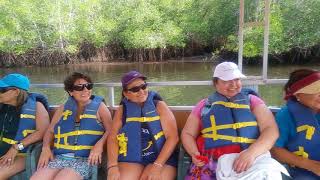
[1, 61, 319, 107]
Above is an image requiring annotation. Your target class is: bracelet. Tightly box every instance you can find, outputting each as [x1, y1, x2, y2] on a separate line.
[107, 164, 118, 171]
[153, 162, 163, 168]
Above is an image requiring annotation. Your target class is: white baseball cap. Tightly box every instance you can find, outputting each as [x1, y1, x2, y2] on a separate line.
[213, 62, 246, 81]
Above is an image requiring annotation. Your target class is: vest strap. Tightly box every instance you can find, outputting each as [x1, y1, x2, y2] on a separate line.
[80, 114, 97, 119]
[54, 130, 104, 138]
[212, 101, 250, 109]
[202, 122, 258, 133]
[202, 134, 255, 143]
[201, 115, 255, 143]
[126, 116, 160, 122]
[294, 146, 309, 158]
[1, 137, 18, 144]
[53, 143, 93, 150]
[297, 125, 315, 140]
[20, 114, 35, 119]
[22, 129, 36, 137]
[56, 127, 61, 148]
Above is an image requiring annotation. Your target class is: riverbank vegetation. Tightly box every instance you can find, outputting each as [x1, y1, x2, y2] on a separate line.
[1, 0, 319, 67]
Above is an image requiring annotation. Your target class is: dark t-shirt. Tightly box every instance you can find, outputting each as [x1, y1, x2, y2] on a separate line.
[0, 104, 20, 156]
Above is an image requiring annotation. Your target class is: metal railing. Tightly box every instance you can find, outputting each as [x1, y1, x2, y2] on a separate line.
[31, 78, 287, 111]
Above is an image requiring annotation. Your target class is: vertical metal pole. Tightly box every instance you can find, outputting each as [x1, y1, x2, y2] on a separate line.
[262, 0, 270, 81]
[238, 0, 244, 72]
[108, 86, 115, 108]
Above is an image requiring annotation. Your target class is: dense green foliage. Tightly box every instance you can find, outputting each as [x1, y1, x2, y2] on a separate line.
[0, 0, 319, 65]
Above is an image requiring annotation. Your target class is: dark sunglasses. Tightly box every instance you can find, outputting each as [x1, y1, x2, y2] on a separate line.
[72, 83, 93, 91]
[126, 83, 148, 93]
[0, 88, 15, 94]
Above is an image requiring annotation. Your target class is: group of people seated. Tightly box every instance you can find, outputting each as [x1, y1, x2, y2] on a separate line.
[0, 61, 319, 180]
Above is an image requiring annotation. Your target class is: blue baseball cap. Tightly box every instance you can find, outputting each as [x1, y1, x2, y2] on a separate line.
[121, 71, 147, 88]
[0, 73, 30, 91]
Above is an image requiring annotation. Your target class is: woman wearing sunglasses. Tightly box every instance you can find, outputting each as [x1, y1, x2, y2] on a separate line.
[31, 72, 112, 180]
[107, 70, 179, 180]
[0, 73, 50, 179]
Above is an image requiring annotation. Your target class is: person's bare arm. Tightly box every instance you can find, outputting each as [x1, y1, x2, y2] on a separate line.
[37, 105, 64, 169]
[233, 103, 279, 172]
[107, 106, 123, 180]
[181, 112, 205, 167]
[19, 102, 50, 147]
[271, 147, 320, 176]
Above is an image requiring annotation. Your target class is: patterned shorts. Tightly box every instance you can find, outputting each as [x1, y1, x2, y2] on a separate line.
[47, 155, 92, 179]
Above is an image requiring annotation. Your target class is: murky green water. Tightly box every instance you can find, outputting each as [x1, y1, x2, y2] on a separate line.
[1, 62, 320, 107]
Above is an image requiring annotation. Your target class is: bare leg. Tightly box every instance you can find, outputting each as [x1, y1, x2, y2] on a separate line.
[30, 167, 61, 180]
[119, 162, 144, 180]
[0, 156, 25, 180]
[140, 164, 176, 180]
[160, 165, 176, 180]
[54, 168, 83, 180]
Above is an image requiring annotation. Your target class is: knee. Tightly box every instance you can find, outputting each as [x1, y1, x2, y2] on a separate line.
[30, 170, 44, 180]
[30, 173, 38, 180]
[0, 171, 11, 180]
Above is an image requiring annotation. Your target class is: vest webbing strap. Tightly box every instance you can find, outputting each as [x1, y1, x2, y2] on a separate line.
[22, 130, 36, 137]
[57, 127, 61, 146]
[20, 114, 35, 119]
[201, 115, 256, 144]
[54, 143, 93, 150]
[297, 125, 315, 140]
[80, 114, 97, 119]
[212, 101, 250, 109]
[126, 116, 160, 122]
[202, 134, 256, 143]
[294, 146, 309, 158]
[201, 122, 258, 134]
[0, 137, 17, 144]
[54, 130, 104, 138]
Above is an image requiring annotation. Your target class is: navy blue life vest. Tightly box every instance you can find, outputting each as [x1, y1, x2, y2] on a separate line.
[201, 90, 259, 150]
[286, 99, 320, 161]
[117, 91, 166, 163]
[53, 95, 105, 157]
[0, 93, 49, 153]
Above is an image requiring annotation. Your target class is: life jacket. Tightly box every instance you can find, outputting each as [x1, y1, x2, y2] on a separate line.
[201, 91, 259, 150]
[53, 95, 105, 157]
[0, 93, 49, 153]
[286, 99, 320, 161]
[117, 91, 165, 163]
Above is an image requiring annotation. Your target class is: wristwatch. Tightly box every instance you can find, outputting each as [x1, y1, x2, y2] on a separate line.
[16, 142, 25, 151]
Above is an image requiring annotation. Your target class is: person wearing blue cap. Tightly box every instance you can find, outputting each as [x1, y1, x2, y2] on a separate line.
[0, 73, 50, 179]
[107, 70, 179, 180]
[31, 72, 112, 180]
